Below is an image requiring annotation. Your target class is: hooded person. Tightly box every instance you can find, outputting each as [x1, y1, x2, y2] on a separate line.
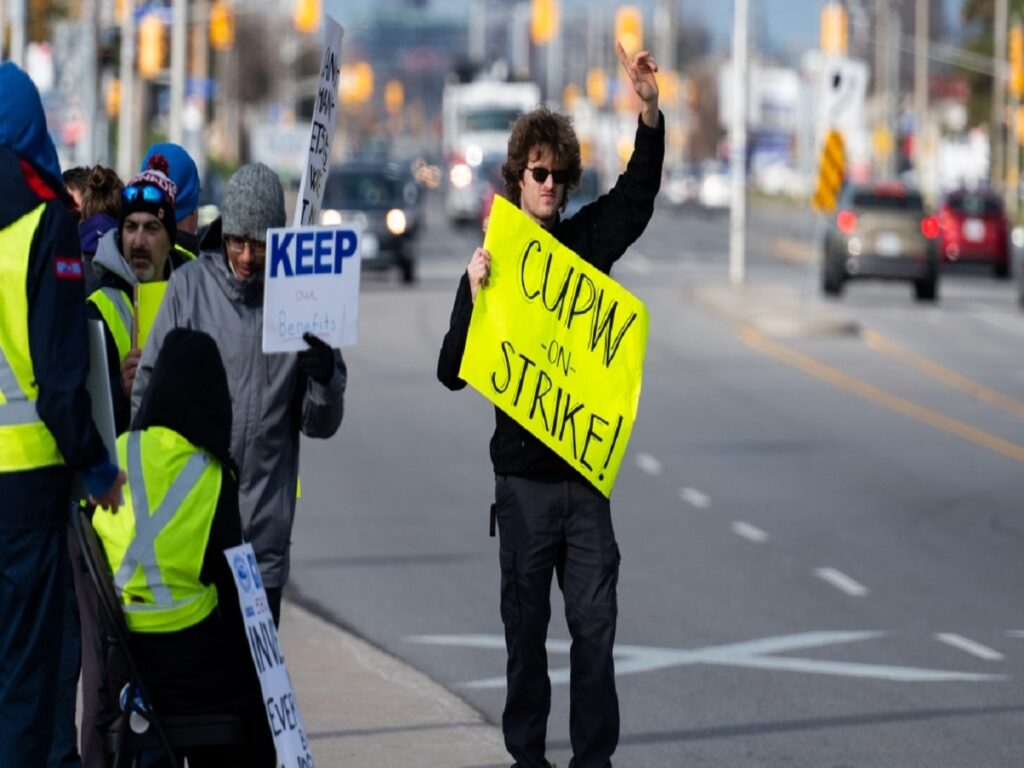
[0, 61, 124, 767]
[93, 328, 274, 767]
[141, 142, 202, 261]
[86, 154, 187, 433]
[130, 162, 347, 625]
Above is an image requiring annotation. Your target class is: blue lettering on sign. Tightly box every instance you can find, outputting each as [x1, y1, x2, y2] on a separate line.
[269, 228, 359, 278]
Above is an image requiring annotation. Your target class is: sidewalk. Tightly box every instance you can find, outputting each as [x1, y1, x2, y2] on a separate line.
[278, 600, 510, 768]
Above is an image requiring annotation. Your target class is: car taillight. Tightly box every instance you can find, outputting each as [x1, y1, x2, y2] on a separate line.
[836, 210, 857, 234]
[920, 216, 939, 239]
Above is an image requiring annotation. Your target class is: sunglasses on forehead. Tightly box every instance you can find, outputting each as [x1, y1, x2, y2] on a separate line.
[122, 185, 165, 205]
[526, 166, 570, 185]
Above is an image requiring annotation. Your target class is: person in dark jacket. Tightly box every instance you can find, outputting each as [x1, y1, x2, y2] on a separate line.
[0, 60, 125, 768]
[78, 164, 123, 295]
[95, 328, 275, 767]
[437, 42, 663, 768]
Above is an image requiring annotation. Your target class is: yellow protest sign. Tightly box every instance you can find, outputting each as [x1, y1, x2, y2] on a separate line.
[134, 281, 168, 349]
[459, 196, 648, 497]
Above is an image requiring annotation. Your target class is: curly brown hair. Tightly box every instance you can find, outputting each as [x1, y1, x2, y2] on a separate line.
[502, 106, 582, 213]
[79, 165, 123, 221]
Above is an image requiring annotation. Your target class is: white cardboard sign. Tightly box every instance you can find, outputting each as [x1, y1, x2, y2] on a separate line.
[261, 224, 362, 353]
[224, 543, 314, 767]
[294, 15, 343, 228]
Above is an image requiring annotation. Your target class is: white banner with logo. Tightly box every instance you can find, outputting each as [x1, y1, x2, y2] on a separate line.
[224, 543, 314, 767]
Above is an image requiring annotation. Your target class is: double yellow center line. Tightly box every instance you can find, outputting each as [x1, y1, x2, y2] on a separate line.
[739, 325, 1024, 464]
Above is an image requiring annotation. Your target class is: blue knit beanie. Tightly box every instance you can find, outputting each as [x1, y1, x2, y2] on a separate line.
[141, 142, 199, 221]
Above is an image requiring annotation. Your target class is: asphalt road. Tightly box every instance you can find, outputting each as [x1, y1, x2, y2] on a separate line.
[288, 191, 1024, 766]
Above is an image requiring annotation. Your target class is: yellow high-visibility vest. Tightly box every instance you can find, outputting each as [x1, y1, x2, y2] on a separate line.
[94, 426, 223, 633]
[87, 286, 133, 366]
[0, 203, 64, 471]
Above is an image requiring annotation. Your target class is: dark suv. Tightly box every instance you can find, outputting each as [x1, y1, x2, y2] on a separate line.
[320, 161, 421, 284]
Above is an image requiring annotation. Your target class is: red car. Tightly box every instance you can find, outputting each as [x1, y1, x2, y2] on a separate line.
[937, 190, 1010, 278]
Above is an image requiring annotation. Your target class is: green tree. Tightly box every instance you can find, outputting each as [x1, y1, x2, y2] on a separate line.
[959, 0, 1024, 126]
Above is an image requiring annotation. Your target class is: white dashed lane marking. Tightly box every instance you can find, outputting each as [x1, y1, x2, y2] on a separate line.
[935, 634, 1005, 662]
[635, 453, 662, 475]
[731, 521, 768, 543]
[814, 567, 869, 597]
[679, 487, 710, 508]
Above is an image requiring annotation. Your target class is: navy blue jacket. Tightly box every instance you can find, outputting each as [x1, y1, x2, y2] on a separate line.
[0, 145, 109, 527]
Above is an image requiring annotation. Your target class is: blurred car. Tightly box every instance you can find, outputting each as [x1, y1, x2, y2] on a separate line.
[936, 189, 1010, 278]
[320, 161, 420, 284]
[698, 160, 730, 210]
[663, 163, 700, 206]
[821, 181, 940, 301]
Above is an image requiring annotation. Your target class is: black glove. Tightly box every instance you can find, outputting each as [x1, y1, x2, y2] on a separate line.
[298, 332, 337, 385]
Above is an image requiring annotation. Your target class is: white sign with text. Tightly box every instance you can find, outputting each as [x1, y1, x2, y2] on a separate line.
[224, 543, 313, 767]
[261, 224, 362, 354]
[294, 15, 343, 227]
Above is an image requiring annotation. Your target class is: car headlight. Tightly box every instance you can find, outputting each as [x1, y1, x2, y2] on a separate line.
[320, 209, 343, 225]
[450, 163, 473, 188]
[386, 208, 407, 236]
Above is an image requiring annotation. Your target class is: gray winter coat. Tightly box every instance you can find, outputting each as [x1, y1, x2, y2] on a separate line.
[131, 221, 346, 588]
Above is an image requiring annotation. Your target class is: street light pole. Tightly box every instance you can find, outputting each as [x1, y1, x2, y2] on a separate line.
[913, 0, 930, 200]
[117, 0, 137, 178]
[728, 0, 748, 286]
[169, 0, 187, 144]
[994, 0, 1008, 192]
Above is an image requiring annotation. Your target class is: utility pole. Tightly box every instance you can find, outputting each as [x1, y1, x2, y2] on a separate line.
[9, 0, 25, 66]
[117, 0, 137, 178]
[729, 0, 748, 286]
[994, 0, 1008, 192]
[469, 0, 486, 64]
[169, 0, 187, 144]
[913, 0, 929, 196]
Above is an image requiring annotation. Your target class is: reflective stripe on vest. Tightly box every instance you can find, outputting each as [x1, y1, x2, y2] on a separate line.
[87, 287, 133, 366]
[174, 242, 196, 262]
[94, 427, 221, 633]
[0, 203, 64, 471]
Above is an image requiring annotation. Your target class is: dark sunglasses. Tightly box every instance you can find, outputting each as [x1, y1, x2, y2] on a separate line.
[526, 166, 570, 185]
[122, 185, 165, 205]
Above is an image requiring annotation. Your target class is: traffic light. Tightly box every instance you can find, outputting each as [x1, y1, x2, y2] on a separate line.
[820, 3, 848, 56]
[137, 13, 164, 78]
[295, 0, 321, 34]
[531, 0, 558, 45]
[384, 79, 404, 115]
[210, 0, 235, 51]
[340, 62, 373, 104]
[1010, 22, 1024, 99]
[586, 68, 607, 107]
[615, 6, 643, 58]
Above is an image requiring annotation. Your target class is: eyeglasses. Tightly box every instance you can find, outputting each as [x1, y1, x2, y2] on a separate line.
[525, 166, 570, 185]
[122, 185, 165, 205]
[225, 235, 267, 258]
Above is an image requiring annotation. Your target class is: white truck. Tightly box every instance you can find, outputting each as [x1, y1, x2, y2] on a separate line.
[442, 79, 541, 225]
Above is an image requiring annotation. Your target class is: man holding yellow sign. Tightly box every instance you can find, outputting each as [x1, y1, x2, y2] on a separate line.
[437, 41, 663, 768]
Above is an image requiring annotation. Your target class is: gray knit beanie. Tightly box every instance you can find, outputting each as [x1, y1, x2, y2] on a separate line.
[220, 162, 286, 241]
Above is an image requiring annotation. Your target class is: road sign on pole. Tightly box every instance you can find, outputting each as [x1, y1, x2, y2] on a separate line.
[811, 129, 845, 213]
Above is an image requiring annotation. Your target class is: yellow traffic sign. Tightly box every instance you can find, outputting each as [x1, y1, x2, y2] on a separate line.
[811, 130, 845, 213]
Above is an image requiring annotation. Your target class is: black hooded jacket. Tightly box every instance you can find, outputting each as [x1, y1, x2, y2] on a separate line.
[437, 112, 664, 481]
[131, 328, 243, 592]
